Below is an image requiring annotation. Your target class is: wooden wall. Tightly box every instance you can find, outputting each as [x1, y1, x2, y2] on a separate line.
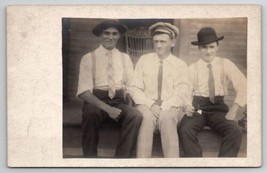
[63, 18, 247, 105]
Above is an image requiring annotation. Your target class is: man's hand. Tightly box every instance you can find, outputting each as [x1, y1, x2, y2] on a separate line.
[225, 103, 239, 120]
[151, 103, 162, 119]
[79, 91, 122, 122]
[184, 104, 195, 117]
[105, 106, 122, 121]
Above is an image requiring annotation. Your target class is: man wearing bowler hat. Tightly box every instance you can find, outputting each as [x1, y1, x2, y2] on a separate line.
[77, 19, 142, 158]
[129, 22, 190, 158]
[179, 27, 247, 157]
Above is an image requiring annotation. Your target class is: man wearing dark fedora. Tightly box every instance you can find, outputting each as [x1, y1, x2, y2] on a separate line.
[77, 19, 143, 158]
[179, 27, 247, 157]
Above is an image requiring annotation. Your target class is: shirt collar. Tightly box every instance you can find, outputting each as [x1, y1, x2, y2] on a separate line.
[199, 56, 219, 66]
[98, 44, 118, 54]
[156, 53, 174, 63]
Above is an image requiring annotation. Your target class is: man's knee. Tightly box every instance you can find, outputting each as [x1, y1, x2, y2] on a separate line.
[81, 103, 103, 126]
[228, 122, 243, 140]
[82, 103, 101, 116]
[178, 120, 195, 137]
[159, 109, 178, 125]
[126, 107, 143, 124]
[136, 105, 154, 119]
[157, 110, 179, 132]
[136, 105, 156, 127]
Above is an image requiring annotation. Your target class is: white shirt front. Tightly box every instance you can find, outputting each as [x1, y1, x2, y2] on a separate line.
[189, 57, 247, 107]
[129, 53, 190, 110]
[77, 45, 133, 96]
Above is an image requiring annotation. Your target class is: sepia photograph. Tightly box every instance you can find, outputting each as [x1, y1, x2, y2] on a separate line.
[7, 5, 261, 167]
[62, 18, 248, 158]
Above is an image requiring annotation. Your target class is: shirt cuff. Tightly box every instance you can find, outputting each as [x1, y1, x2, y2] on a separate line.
[76, 87, 92, 98]
[234, 97, 246, 107]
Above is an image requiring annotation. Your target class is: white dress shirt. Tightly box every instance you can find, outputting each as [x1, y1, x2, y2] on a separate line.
[189, 56, 247, 107]
[77, 45, 134, 96]
[129, 53, 190, 111]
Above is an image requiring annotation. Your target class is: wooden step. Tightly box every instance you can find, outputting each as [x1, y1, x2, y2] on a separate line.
[63, 124, 247, 158]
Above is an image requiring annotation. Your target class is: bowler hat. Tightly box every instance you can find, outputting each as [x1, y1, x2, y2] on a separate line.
[92, 20, 128, 36]
[191, 27, 224, 45]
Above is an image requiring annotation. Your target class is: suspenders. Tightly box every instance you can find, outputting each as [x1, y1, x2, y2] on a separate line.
[121, 53, 127, 89]
[91, 51, 96, 85]
[91, 51, 127, 88]
[194, 62, 199, 95]
[194, 58, 225, 96]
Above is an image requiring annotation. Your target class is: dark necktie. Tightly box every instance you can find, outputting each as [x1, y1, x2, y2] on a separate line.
[157, 60, 163, 106]
[207, 64, 215, 104]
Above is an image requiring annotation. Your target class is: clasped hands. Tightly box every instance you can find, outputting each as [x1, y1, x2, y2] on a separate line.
[150, 101, 162, 118]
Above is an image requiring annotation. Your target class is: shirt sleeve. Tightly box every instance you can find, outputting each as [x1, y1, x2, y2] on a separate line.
[224, 59, 247, 107]
[161, 62, 192, 110]
[124, 54, 134, 88]
[128, 57, 154, 108]
[76, 53, 94, 97]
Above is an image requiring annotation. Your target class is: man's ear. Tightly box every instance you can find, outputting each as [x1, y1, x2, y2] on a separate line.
[171, 38, 176, 47]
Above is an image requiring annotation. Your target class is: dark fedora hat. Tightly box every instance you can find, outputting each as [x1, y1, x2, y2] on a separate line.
[92, 19, 128, 36]
[191, 27, 224, 45]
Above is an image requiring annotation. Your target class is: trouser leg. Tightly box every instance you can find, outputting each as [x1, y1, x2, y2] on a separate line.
[81, 103, 106, 157]
[136, 105, 157, 158]
[158, 108, 182, 158]
[207, 112, 243, 157]
[178, 113, 206, 157]
[114, 104, 143, 158]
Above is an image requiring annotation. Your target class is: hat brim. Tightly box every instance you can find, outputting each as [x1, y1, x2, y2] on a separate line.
[92, 22, 127, 36]
[191, 36, 224, 46]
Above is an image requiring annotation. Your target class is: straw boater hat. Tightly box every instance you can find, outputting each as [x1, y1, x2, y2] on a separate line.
[92, 19, 128, 36]
[191, 27, 224, 45]
[149, 22, 179, 39]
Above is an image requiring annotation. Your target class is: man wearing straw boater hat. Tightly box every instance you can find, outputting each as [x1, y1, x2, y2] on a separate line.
[179, 27, 247, 157]
[129, 22, 190, 158]
[77, 19, 142, 158]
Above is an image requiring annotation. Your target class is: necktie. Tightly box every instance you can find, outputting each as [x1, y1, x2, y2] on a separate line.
[207, 64, 215, 104]
[157, 60, 163, 106]
[107, 51, 115, 99]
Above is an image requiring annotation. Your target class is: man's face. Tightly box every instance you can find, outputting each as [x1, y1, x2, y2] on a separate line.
[100, 27, 120, 50]
[198, 42, 218, 63]
[153, 33, 175, 58]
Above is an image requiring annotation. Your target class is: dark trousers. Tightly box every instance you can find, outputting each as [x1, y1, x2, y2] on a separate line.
[81, 89, 143, 158]
[178, 96, 243, 157]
